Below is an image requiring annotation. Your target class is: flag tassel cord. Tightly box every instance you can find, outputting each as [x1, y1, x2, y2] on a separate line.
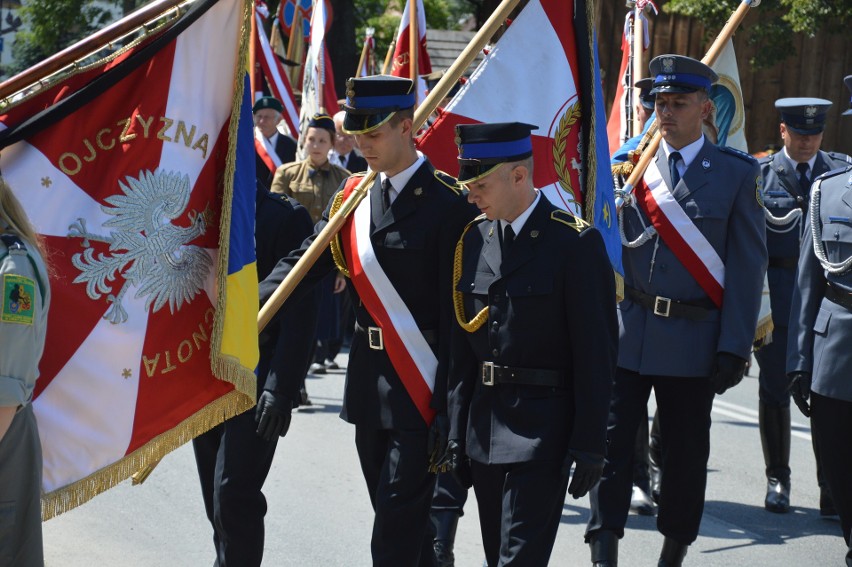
[615, 0, 760, 210]
[0, 0, 197, 102]
[257, 0, 523, 333]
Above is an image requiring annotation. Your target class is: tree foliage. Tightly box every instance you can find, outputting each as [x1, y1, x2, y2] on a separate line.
[665, 0, 852, 68]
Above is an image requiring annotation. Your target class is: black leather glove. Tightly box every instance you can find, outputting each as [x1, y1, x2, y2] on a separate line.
[427, 414, 450, 468]
[788, 372, 812, 418]
[710, 352, 747, 395]
[255, 390, 293, 441]
[565, 450, 605, 499]
[436, 439, 473, 488]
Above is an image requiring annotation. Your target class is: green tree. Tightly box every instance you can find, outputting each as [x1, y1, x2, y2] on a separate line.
[665, 0, 852, 68]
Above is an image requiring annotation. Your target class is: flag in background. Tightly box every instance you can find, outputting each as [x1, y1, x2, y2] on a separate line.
[0, 0, 258, 518]
[416, 0, 622, 277]
[254, 4, 300, 136]
[359, 30, 376, 77]
[390, 0, 432, 101]
[298, 0, 338, 154]
[709, 39, 747, 152]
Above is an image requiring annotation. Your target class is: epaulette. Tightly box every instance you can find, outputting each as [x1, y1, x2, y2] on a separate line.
[814, 164, 852, 183]
[0, 233, 26, 251]
[758, 153, 775, 165]
[719, 145, 757, 164]
[433, 169, 461, 195]
[550, 209, 589, 233]
[826, 151, 852, 165]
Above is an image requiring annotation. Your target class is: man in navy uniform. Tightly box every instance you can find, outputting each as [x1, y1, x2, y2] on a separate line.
[756, 97, 852, 514]
[586, 55, 767, 567]
[787, 74, 852, 565]
[253, 96, 297, 190]
[443, 122, 617, 566]
[192, 183, 316, 566]
[259, 75, 476, 567]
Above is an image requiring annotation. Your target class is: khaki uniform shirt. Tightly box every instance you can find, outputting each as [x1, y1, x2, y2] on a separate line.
[270, 159, 350, 223]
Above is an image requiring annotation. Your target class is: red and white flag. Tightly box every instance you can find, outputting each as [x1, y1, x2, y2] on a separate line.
[390, 0, 432, 101]
[298, 0, 338, 153]
[254, 4, 300, 136]
[359, 30, 376, 77]
[0, 0, 259, 517]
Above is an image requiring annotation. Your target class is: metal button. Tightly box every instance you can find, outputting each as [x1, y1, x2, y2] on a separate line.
[470, 283, 475, 290]
[491, 321, 499, 329]
[492, 348, 499, 357]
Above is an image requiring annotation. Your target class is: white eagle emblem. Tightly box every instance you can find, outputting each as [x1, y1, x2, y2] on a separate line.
[805, 106, 817, 118]
[68, 169, 213, 324]
[662, 57, 675, 73]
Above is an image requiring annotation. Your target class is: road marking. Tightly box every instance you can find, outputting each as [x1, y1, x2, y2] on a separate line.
[712, 399, 812, 442]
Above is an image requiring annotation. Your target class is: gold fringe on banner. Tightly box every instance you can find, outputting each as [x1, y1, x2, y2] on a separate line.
[41, 0, 257, 520]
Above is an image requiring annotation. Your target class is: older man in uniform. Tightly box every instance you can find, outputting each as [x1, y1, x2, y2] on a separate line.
[253, 96, 297, 190]
[259, 75, 476, 567]
[329, 111, 368, 174]
[787, 75, 852, 565]
[756, 97, 852, 514]
[586, 55, 767, 567]
[443, 122, 617, 566]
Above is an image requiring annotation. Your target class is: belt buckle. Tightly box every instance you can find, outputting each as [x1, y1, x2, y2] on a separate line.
[482, 362, 495, 386]
[368, 327, 384, 350]
[653, 296, 672, 317]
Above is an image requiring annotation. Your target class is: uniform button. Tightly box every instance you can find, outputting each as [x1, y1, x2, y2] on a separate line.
[470, 283, 475, 290]
[491, 321, 499, 329]
[492, 348, 499, 357]
[836, 231, 840, 240]
[659, 263, 667, 272]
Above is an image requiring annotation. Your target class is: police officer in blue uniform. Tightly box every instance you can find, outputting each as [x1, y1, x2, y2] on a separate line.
[259, 76, 476, 567]
[443, 122, 617, 566]
[756, 97, 852, 514]
[787, 75, 852, 566]
[192, 184, 316, 567]
[586, 55, 767, 567]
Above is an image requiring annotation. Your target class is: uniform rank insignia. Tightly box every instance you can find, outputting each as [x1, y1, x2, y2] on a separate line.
[755, 175, 764, 207]
[2, 274, 36, 325]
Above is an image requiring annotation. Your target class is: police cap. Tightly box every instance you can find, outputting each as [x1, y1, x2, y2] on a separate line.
[648, 55, 718, 95]
[455, 122, 538, 184]
[252, 96, 283, 114]
[843, 76, 852, 117]
[342, 75, 415, 135]
[636, 78, 656, 110]
[775, 97, 832, 134]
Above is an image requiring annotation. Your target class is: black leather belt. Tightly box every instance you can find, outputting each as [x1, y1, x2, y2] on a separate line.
[355, 323, 437, 350]
[479, 362, 566, 387]
[826, 283, 852, 311]
[769, 256, 799, 269]
[625, 286, 717, 321]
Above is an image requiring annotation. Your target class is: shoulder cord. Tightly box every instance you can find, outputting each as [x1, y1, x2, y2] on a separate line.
[618, 199, 657, 248]
[452, 222, 489, 333]
[765, 206, 802, 232]
[327, 191, 351, 278]
[810, 179, 852, 275]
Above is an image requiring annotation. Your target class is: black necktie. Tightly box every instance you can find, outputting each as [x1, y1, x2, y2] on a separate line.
[669, 151, 682, 187]
[381, 178, 392, 213]
[502, 225, 515, 257]
[339, 154, 347, 165]
[797, 162, 810, 194]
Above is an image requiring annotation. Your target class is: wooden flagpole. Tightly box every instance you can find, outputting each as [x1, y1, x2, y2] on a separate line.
[616, 0, 760, 209]
[381, 39, 396, 74]
[409, 0, 419, 105]
[249, 2, 257, 97]
[631, 4, 644, 137]
[258, 0, 522, 332]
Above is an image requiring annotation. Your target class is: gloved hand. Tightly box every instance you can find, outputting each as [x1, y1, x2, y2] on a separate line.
[565, 450, 605, 499]
[427, 414, 450, 469]
[255, 390, 293, 441]
[710, 352, 747, 395]
[788, 372, 812, 418]
[436, 439, 473, 488]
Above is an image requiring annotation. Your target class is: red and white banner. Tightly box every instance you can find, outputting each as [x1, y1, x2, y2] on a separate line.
[298, 0, 338, 154]
[254, 7, 300, 136]
[390, 0, 432, 102]
[634, 160, 725, 307]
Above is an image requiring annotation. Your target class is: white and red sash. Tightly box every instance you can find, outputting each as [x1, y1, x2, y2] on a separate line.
[338, 177, 438, 425]
[254, 128, 282, 175]
[633, 158, 725, 307]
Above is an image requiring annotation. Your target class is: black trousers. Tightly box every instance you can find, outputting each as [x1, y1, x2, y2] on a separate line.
[432, 470, 469, 514]
[811, 392, 852, 555]
[470, 458, 569, 567]
[588, 367, 715, 544]
[355, 426, 437, 567]
[753, 325, 792, 408]
[192, 408, 279, 567]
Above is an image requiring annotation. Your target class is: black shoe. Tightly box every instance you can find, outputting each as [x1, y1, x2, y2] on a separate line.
[431, 511, 459, 567]
[658, 537, 688, 567]
[589, 530, 618, 566]
[324, 358, 340, 370]
[309, 362, 327, 375]
[299, 387, 312, 406]
[764, 477, 790, 513]
[630, 485, 656, 516]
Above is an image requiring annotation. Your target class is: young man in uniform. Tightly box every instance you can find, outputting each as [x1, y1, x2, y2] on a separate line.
[259, 75, 476, 567]
[586, 55, 767, 567]
[443, 122, 618, 566]
[756, 97, 852, 514]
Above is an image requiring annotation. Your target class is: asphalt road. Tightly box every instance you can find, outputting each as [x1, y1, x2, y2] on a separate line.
[42, 353, 848, 566]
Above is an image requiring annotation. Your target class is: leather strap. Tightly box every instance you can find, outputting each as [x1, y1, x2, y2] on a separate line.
[625, 286, 717, 321]
[826, 283, 852, 311]
[479, 362, 565, 387]
[768, 256, 799, 270]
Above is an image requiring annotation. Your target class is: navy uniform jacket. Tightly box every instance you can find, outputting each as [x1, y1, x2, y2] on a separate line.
[760, 150, 852, 326]
[787, 165, 852, 402]
[255, 134, 297, 191]
[259, 160, 477, 428]
[618, 140, 767, 377]
[447, 198, 618, 463]
[255, 187, 317, 401]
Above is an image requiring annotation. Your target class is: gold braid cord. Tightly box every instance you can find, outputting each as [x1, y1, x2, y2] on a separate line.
[453, 220, 489, 333]
[328, 191, 351, 278]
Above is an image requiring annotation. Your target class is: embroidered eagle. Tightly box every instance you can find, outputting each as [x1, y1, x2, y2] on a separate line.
[68, 169, 213, 324]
